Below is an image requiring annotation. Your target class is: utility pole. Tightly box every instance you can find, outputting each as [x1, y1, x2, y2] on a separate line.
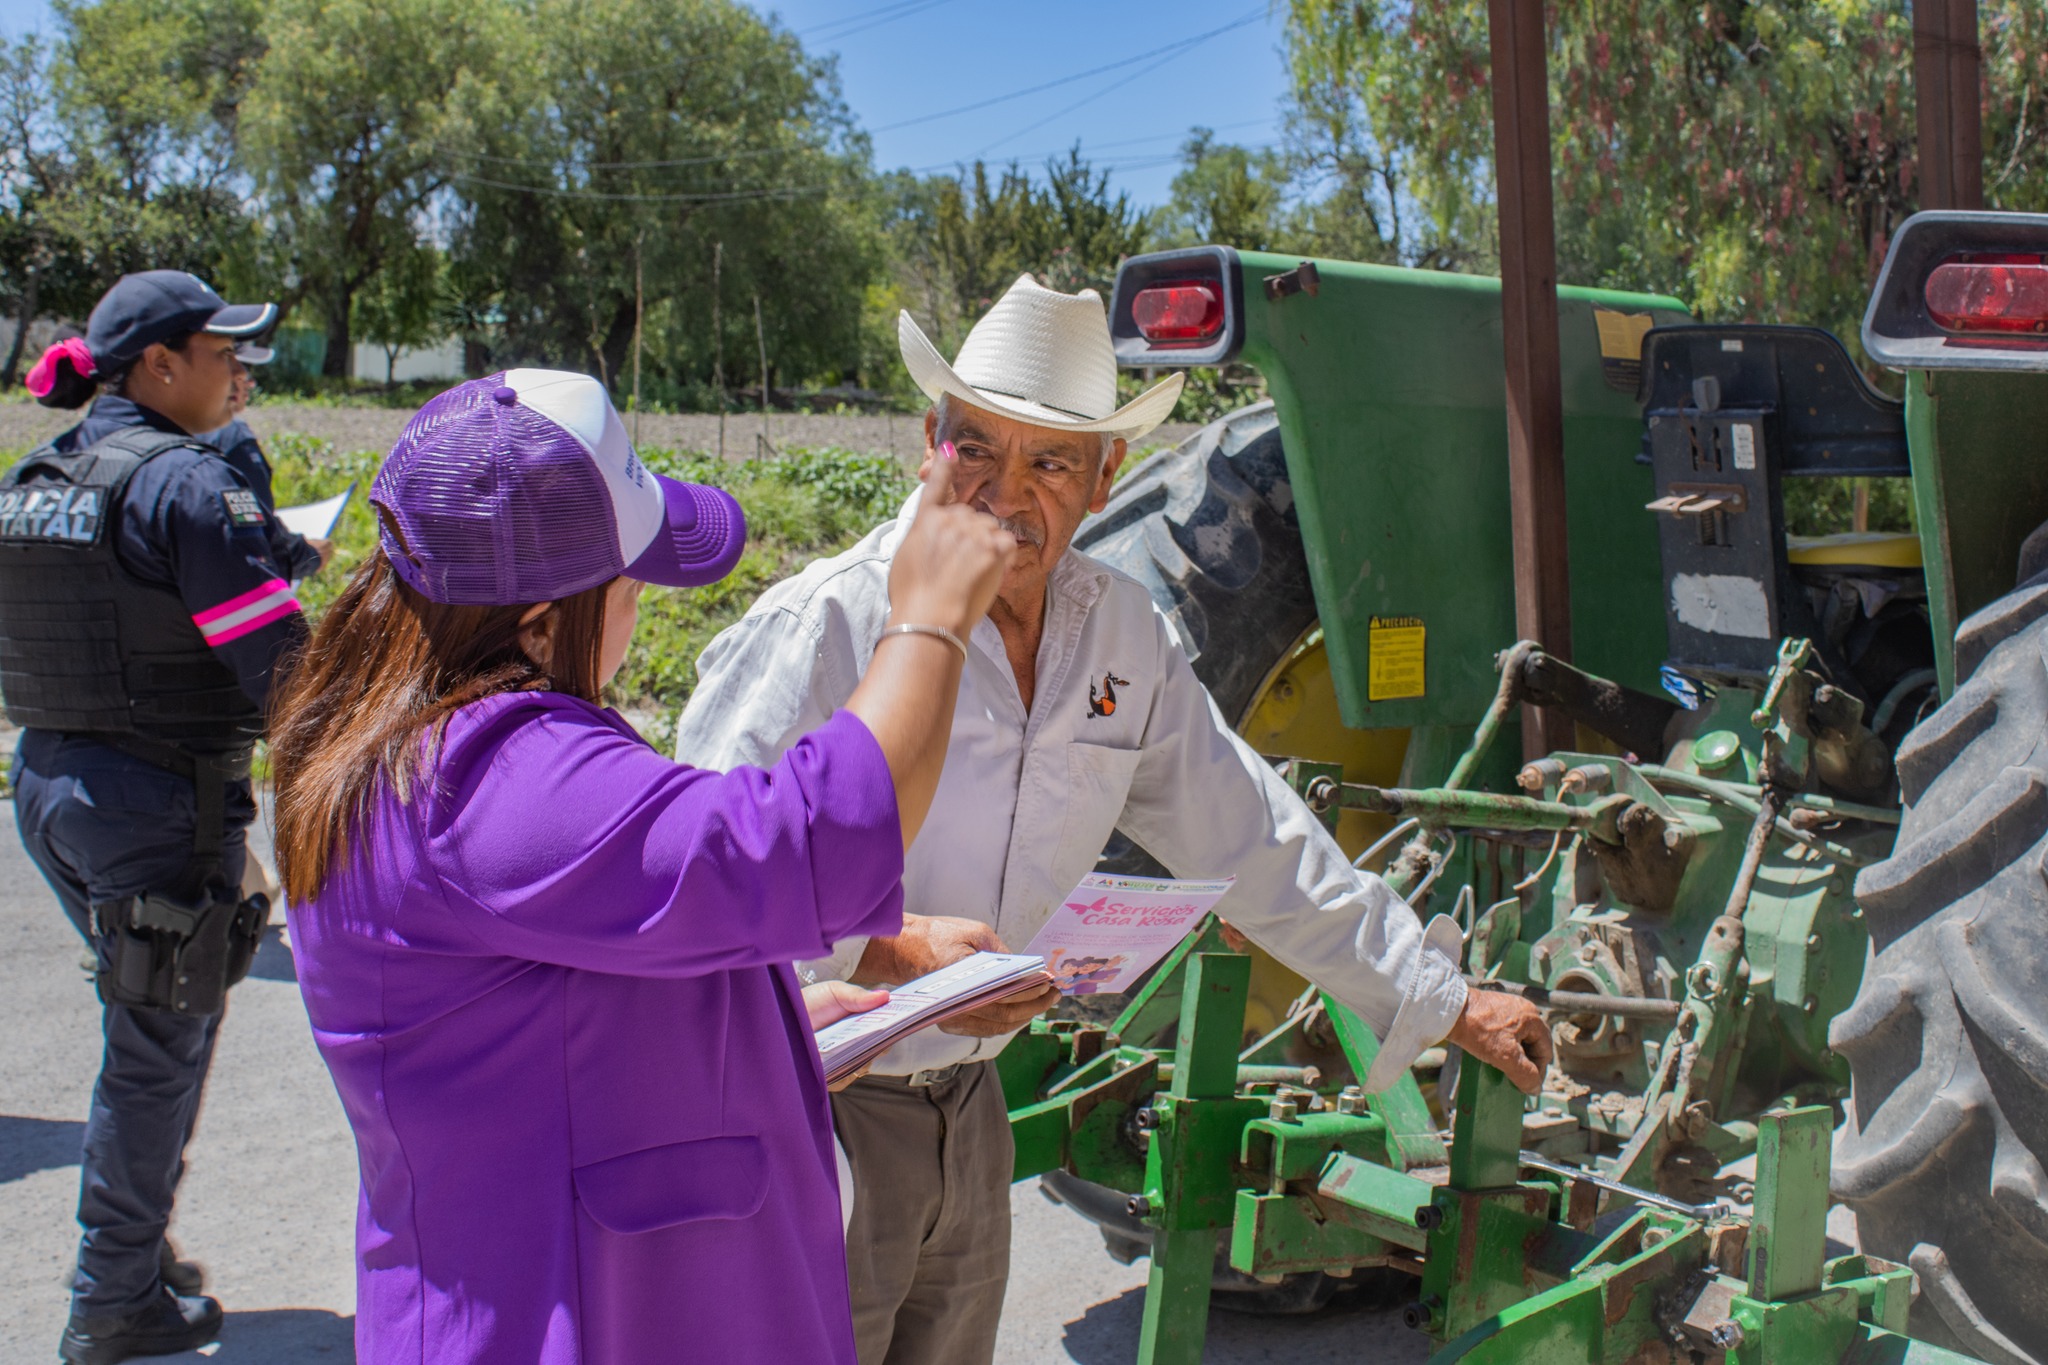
[754, 292, 771, 455]
[632, 232, 645, 446]
[1486, 0, 1575, 759]
[712, 241, 726, 461]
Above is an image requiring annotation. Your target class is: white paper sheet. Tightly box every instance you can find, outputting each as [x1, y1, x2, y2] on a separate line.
[276, 484, 355, 540]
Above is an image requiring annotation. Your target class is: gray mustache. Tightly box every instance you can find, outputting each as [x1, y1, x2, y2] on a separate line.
[993, 515, 1044, 548]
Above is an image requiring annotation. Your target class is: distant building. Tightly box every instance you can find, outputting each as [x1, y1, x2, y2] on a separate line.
[351, 338, 466, 384]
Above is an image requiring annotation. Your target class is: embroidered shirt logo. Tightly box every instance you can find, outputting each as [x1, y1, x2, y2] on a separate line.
[220, 488, 266, 527]
[1087, 671, 1130, 718]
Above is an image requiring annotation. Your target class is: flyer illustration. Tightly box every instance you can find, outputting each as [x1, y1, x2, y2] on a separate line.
[1023, 872, 1235, 995]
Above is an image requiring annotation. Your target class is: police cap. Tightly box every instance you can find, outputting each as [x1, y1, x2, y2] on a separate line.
[87, 272, 277, 366]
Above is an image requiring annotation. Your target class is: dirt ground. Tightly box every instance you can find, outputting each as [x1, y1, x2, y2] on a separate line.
[0, 398, 1199, 462]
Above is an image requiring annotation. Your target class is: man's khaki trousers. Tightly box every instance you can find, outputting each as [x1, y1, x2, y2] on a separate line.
[831, 1061, 1014, 1365]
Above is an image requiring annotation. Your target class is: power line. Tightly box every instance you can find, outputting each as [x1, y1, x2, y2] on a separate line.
[800, 0, 961, 44]
[865, 6, 1265, 135]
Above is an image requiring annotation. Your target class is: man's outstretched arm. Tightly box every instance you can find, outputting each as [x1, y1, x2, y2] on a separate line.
[1114, 616, 1550, 1093]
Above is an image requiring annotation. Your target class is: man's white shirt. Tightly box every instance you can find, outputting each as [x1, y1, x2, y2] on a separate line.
[674, 490, 1468, 1081]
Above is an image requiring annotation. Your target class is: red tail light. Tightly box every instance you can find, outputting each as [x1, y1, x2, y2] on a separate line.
[1132, 280, 1224, 345]
[1925, 253, 2048, 334]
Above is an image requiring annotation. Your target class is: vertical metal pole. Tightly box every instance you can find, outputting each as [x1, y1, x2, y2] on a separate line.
[1487, 0, 1575, 759]
[1914, 0, 1984, 211]
[1135, 953, 1249, 1365]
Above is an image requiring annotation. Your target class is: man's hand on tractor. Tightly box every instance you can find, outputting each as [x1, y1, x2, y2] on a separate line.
[1445, 988, 1553, 1095]
[850, 913, 1061, 1036]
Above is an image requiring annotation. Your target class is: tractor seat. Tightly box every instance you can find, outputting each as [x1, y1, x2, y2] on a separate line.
[1786, 531, 1923, 571]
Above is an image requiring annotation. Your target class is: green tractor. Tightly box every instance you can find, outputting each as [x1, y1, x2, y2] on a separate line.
[1001, 215, 2048, 1364]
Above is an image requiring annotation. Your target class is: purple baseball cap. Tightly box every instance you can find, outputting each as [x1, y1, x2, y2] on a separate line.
[371, 369, 746, 606]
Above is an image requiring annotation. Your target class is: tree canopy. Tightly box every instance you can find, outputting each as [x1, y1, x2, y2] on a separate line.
[4, 0, 2046, 407]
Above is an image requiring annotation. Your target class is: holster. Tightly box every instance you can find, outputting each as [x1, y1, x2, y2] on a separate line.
[81, 733, 262, 1017]
[93, 889, 267, 1016]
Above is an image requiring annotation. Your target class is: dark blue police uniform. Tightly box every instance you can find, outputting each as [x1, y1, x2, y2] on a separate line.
[200, 416, 323, 580]
[8, 393, 306, 1320]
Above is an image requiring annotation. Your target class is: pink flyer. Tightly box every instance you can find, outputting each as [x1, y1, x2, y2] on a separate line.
[1023, 872, 1236, 995]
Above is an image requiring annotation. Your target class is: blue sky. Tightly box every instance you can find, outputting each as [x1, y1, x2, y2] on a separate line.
[0, 0, 1295, 207]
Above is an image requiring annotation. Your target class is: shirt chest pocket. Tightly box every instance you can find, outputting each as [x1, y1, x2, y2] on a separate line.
[1052, 742, 1144, 890]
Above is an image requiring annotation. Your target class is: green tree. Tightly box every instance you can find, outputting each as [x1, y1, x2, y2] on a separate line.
[0, 9, 256, 385]
[452, 0, 881, 401]
[352, 240, 446, 386]
[886, 148, 1152, 358]
[1279, 0, 2048, 345]
[239, 0, 517, 377]
[1158, 127, 1289, 251]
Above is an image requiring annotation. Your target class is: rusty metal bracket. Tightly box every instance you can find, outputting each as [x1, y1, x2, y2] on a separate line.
[1262, 260, 1321, 302]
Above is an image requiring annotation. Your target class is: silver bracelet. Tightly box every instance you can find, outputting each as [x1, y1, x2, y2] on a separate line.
[878, 623, 969, 663]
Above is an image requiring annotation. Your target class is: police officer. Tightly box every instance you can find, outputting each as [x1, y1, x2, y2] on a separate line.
[200, 344, 333, 582]
[5, 272, 306, 1364]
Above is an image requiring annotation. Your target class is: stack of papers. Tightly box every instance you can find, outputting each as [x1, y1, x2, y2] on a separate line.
[815, 951, 1052, 1085]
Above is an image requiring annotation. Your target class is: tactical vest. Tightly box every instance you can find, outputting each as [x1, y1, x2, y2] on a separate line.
[0, 426, 263, 753]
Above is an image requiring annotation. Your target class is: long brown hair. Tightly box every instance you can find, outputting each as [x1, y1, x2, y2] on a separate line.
[270, 548, 614, 904]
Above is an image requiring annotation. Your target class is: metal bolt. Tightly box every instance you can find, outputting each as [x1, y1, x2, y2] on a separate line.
[177, 975, 189, 985]
[1336, 1085, 1367, 1116]
[1127, 1195, 1152, 1219]
[1133, 1107, 1161, 1131]
[1326, 1265, 1354, 1278]
[1267, 1095, 1299, 1122]
[1403, 1296, 1444, 1333]
[1806, 933, 1821, 949]
[1414, 1203, 1445, 1232]
[1305, 776, 1340, 813]
[1709, 1321, 1745, 1350]
[1803, 995, 1819, 1014]
[1254, 1272, 1285, 1285]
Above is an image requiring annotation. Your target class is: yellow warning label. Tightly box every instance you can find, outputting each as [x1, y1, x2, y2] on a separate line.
[1368, 616, 1426, 701]
[1593, 307, 1656, 393]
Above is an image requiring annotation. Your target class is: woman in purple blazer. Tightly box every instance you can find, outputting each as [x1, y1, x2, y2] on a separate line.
[267, 370, 1013, 1364]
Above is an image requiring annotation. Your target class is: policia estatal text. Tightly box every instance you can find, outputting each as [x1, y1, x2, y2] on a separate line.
[6, 272, 307, 1365]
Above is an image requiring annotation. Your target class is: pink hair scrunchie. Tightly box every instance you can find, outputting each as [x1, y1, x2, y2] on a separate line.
[24, 337, 96, 398]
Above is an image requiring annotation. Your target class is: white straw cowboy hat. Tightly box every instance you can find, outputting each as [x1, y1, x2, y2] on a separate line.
[898, 273, 1184, 439]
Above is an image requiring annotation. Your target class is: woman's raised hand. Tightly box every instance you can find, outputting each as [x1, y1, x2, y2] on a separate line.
[885, 442, 1015, 637]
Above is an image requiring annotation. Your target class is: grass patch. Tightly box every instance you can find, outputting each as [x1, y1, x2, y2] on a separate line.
[268, 436, 911, 748]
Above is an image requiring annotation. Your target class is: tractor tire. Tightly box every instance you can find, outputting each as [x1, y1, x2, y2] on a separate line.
[1072, 399, 1314, 728]
[1832, 575, 2048, 1365]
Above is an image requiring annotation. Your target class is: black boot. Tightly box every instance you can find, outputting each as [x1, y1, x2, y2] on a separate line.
[58, 1287, 222, 1365]
[157, 1239, 205, 1296]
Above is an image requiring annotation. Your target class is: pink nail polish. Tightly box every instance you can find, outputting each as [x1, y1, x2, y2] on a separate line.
[941, 440, 958, 461]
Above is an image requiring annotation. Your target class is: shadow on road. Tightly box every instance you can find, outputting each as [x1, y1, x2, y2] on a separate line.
[152, 1307, 355, 1362]
[1058, 1286, 1144, 1363]
[1060, 1283, 1429, 1364]
[0, 1114, 84, 1184]
[248, 924, 297, 983]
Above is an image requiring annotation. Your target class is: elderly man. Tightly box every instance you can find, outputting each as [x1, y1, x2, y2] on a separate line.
[674, 273, 1550, 1365]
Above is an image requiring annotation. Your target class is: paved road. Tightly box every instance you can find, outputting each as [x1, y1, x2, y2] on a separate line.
[0, 800, 1426, 1363]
